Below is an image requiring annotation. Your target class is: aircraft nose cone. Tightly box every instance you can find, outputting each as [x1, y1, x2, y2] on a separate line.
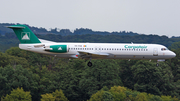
[171, 51, 176, 58]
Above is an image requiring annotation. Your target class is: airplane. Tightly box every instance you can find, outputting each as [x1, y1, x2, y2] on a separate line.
[7, 24, 176, 67]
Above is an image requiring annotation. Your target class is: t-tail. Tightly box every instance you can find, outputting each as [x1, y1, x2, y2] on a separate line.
[7, 25, 41, 44]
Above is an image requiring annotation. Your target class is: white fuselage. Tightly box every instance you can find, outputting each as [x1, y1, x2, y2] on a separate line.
[19, 42, 176, 60]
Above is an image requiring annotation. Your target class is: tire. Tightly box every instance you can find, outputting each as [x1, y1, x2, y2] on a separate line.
[87, 62, 92, 67]
[156, 63, 159, 67]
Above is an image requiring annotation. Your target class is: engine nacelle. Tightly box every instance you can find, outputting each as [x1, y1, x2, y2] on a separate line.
[45, 45, 68, 53]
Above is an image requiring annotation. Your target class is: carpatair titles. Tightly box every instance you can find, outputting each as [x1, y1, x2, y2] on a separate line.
[124, 45, 147, 49]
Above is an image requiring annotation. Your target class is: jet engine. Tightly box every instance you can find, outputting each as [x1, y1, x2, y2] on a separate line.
[44, 45, 68, 53]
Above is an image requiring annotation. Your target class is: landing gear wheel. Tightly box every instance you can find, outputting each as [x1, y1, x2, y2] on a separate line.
[87, 61, 92, 67]
[156, 63, 159, 67]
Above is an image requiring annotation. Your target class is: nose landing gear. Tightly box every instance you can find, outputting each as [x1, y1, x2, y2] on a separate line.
[156, 59, 165, 67]
[156, 63, 159, 67]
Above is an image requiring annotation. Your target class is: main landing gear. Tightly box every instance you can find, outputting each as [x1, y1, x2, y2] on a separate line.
[87, 61, 92, 67]
[87, 58, 92, 67]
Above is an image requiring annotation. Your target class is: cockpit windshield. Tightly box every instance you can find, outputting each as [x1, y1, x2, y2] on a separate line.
[161, 48, 168, 51]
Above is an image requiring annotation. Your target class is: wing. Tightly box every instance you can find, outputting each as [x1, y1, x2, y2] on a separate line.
[77, 51, 109, 59]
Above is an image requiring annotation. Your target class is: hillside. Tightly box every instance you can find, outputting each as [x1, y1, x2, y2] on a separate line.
[0, 23, 139, 36]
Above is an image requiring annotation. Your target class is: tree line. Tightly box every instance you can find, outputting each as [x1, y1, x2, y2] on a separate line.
[0, 23, 138, 36]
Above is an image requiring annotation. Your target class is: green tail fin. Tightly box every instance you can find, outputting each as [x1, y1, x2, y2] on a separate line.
[7, 25, 41, 44]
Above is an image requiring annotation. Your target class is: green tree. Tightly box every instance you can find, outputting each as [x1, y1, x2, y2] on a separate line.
[125, 91, 140, 101]
[6, 47, 49, 67]
[54, 59, 87, 101]
[88, 90, 114, 101]
[41, 93, 55, 101]
[169, 41, 180, 50]
[117, 60, 138, 89]
[41, 90, 68, 101]
[161, 95, 172, 101]
[131, 60, 177, 96]
[109, 86, 126, 101]
[52, 90, 68, 101]
[29, 65, 58, 100]
[0, 65, 39, 100]
[1, 87, 32, 101]
[88, 90, 104, 101]
[166, 49, 180, 82]
[0, 51, 29, 68]
[102, 91, 114, 101]
[79, 59, 123, 100]
[0, 52, 10, 67]
[149, 95, 162, 101]
[135, 93, 148, 101]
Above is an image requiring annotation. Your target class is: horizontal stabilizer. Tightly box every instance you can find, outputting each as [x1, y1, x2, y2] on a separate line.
[7, 26, 25, 29]
[39, 39, 56, 43]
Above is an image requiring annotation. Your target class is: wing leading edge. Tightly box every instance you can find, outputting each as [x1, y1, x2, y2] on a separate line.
[77, 51, 109, 59]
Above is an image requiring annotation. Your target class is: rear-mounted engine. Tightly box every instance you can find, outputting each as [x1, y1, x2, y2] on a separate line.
[44, 45, 68, 53]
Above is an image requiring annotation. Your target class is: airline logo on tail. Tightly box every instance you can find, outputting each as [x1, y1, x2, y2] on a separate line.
[21, 32, 30, 40]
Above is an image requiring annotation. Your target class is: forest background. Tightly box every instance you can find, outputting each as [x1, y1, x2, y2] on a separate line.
[1, 23, 180, 101]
